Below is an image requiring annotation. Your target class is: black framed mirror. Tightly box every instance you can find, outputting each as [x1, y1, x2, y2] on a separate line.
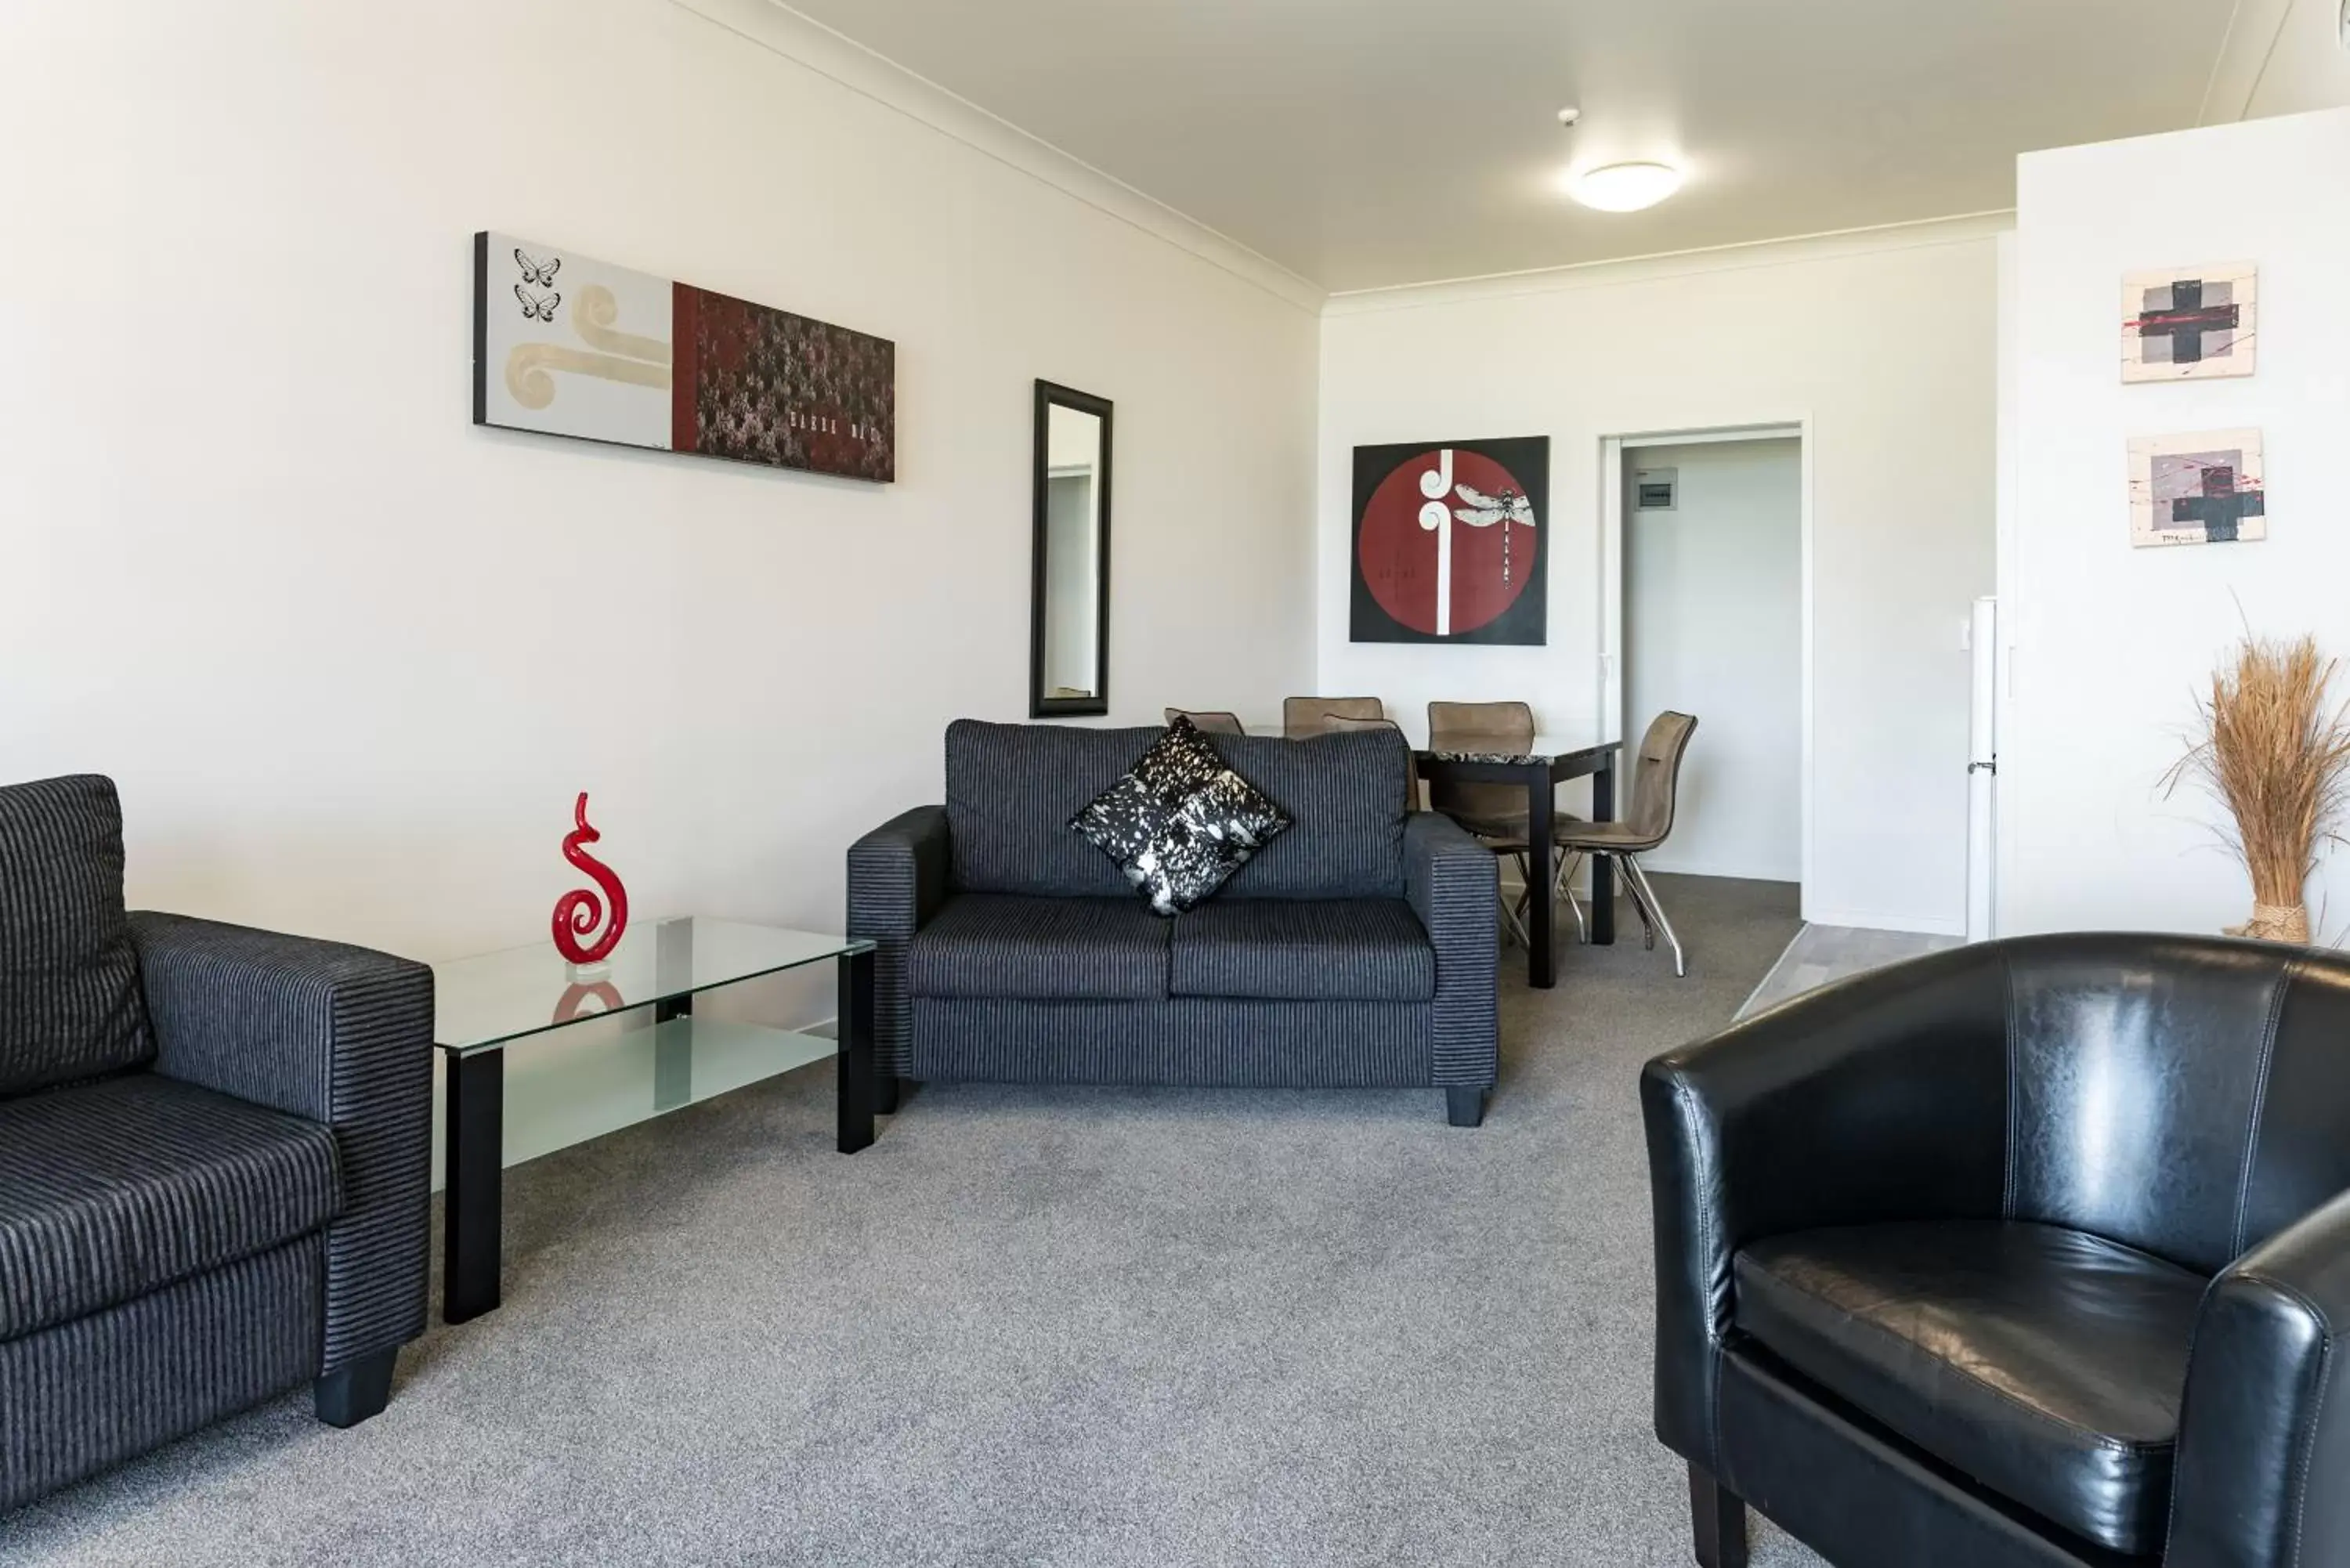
[1030, 380, 1113, 717]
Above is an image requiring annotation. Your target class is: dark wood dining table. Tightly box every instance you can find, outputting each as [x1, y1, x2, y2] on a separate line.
[1412, 732, 1625, 990]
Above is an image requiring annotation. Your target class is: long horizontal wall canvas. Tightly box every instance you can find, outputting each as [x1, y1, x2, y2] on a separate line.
[2128, 428, 2265, 547]
[472, 232, 895, 482]
[2120, 262, 2257, 383]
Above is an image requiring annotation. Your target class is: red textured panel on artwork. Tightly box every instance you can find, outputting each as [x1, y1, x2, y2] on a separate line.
[675, 285, 896, 482]
[671, 281, 701, 454]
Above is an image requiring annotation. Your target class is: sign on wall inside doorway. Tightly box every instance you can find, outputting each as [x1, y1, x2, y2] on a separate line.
[2128, 429, 2266, 547]
[472, 232, 896, 482]
[1350, 436, 1548, 645]
[2120, 262, 2258, 383]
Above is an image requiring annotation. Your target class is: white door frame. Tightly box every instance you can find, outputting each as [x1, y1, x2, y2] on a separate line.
[1597, 420, 1815, 914]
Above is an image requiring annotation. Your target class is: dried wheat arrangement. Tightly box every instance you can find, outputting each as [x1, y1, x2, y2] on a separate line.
[2163, 633, 2350, 943]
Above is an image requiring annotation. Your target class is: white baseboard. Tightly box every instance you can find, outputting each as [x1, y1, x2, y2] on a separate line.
[1639, 858, 1802, 884]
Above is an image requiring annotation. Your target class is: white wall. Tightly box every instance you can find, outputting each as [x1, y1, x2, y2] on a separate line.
[2000, 107, 2350, 936]
[0, 0, 1318, 992]
[1625, 439, 1803, 882]
[1318, 219, 2003, 933]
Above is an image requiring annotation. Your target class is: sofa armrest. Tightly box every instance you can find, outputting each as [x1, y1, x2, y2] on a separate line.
[129, 911, 434, 1376]
[2167, 1187, 2350, 1568]
[1405, 811, 1498, 1088]
[1640, 945, 2011, 1468]
[846, 805, 951, 1076]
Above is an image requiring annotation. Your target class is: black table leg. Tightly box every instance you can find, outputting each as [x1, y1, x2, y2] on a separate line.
[443, 1046, 503, 1324]
[1590, 755, 1617, 946]
[1528, 765, 1556, 989]
[837, 948, 875, 1154]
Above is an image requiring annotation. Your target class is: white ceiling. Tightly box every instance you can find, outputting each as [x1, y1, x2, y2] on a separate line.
[779, 0, 2240, 293]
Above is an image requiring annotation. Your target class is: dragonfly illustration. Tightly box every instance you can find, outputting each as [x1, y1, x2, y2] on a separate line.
[1452, 482, 1536, 585]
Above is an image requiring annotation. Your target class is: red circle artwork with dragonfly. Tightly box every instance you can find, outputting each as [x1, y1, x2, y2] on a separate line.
[1356, 446, 1540, 638]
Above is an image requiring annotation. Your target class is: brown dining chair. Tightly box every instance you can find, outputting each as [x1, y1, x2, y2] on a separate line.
[1282, 696, 1383, 739]
[1555, 711, 1698, 976]
[1165, 709, 1246, 735]
[1426, 701, 1586, 947]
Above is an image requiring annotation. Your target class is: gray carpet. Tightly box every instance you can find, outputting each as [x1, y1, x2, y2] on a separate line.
[1, 875, 1826, 1567]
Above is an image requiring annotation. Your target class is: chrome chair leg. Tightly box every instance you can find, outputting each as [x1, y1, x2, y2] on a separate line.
[1503, 851, 1532, 948]
[1617, 855, 1658, 947]
[1500, 891, 1529, 949]
[1551, 850, 1589, 943]
[1622, 856, 1687, 977]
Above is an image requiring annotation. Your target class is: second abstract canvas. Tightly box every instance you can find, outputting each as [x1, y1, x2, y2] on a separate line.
[2128, 429, 2266, 547]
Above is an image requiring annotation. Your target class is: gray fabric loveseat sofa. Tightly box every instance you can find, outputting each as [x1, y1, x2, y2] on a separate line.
[0, 775, 434, 1510]
[846, 720, 1500, 1125]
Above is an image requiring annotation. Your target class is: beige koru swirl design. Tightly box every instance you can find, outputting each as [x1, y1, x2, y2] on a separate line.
[569, 284, 671, 365]
[504, 284, 674, 410]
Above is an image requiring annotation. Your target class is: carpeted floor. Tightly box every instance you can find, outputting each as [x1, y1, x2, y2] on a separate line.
[1, 874, 1828, 1568]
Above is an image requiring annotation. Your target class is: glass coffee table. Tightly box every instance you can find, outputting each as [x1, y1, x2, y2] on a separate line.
[431, 917, 876, 1324]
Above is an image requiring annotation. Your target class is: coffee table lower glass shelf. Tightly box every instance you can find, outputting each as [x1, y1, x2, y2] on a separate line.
[431, 918, 876, 1324]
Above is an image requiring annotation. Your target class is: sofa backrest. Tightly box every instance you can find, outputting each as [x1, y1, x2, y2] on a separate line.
[0, 775, 154, 1097]
[943, 720, 1409, 901]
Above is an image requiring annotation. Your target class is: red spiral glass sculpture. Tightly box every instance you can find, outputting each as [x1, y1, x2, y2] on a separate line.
[551, 792, 628, 966]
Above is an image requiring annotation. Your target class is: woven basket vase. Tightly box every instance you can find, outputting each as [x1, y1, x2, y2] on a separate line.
[2227, 901, 2311, 943]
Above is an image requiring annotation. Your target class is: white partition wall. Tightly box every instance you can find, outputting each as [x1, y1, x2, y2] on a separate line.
[2000, 108, 2350, 936]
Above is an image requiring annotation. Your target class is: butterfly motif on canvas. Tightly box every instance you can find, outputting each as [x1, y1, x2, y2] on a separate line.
[514, 284, 562, 323]
[513, 247, 562, 287]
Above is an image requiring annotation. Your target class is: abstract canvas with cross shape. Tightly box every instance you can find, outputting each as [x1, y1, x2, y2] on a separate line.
[2128, 429, 2266, 547]
[1350, 436, 1548, 645]
[2120, 262, 2258, 383]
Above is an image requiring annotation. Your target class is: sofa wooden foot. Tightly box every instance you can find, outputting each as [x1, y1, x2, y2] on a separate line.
[1445, 1086, 1485, 1127]
[1689, 1463, 1748, 1568]
[314, 1348, 399, 1428]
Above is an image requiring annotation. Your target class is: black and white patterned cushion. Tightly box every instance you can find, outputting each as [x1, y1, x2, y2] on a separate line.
[1069, 716, 1292, 916]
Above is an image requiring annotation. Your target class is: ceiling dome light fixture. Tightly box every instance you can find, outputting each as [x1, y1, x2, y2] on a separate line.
[1569, 161, 1683, 213]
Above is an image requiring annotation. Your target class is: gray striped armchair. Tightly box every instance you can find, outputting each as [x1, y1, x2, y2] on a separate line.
[0, 775, 433, 1511]
[847, 720, 1500, 1126]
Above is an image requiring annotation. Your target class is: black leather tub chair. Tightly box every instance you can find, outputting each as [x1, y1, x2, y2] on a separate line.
[1, 775, 434, 1509]
[1643, 934, 2350, 1568]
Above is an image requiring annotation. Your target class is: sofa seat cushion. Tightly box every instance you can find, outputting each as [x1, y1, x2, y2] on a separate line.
[0, 1073, 342, 1341]
[1170, 899, 1435, 1002]
[907, 894, 1170, 1001]
[1733, 1220, 2207, 1556]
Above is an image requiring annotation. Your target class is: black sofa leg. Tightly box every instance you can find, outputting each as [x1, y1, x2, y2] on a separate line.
[874, 1075, 903, 1115]
[314, 1348, 400, 1429]
[1445, 1086, 1485, 1127]
[1688, 1464, 1748, 1568]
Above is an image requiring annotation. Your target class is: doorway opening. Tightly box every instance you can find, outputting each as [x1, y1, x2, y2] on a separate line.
[1596, 423, 1809, 964]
